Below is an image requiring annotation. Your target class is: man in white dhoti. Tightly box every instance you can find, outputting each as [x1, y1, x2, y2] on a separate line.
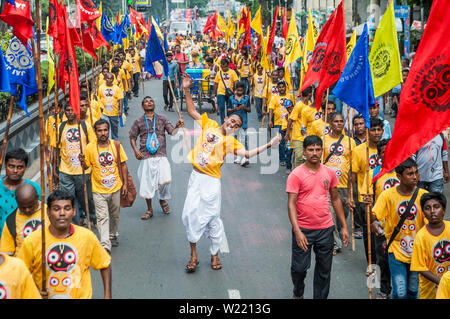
[182, 75, 281, 272]
[129, 97, 183, 220]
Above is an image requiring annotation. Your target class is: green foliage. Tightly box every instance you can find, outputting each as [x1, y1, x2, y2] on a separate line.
[0, 32, 12, 54]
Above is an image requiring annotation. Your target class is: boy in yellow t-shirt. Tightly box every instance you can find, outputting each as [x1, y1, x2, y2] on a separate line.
[0, 183, 49, 257]
[18, 189, 111, 299]
[437, 270, 450, 299]
[411, 192, 450, 299]
[371, 158, 427, 299]
[97, 72, 124, 140]
[0, 253, 41, 299]
[181, 74, 281, 273]
[309, 101, 336, 137]
[252, 64, 267, 122]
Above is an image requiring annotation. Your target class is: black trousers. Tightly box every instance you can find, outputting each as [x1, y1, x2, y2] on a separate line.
[291, 226, 334, 299]
[374, 234, 391, 295]
[358, 202, 377, 266]
[163, 80, 175, 108]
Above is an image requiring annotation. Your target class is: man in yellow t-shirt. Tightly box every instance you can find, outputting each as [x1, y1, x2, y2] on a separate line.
[371, 158, 427, 299]
[437, 270, 450, 299]
[182, 75, 281, 273]
[286, 86, 313, 168]
[79, 119, 128, 253]
[268, 80, 294, 167]
[18, 190, 111, 299]
[212, 58, 239, 125]
[411, 192, 450, 299]
[252, 64, 267, 122]
[98, 72, 124, 140]
[309, 101, 336, 137]
[0, 183, 49, 257]
[323, 112, 356, 255]
[127, 44, 142, 97]
[0, 253, 41, 299]
[237, 47, 253, 95]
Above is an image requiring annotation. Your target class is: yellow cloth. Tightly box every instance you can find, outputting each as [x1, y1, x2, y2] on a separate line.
[253, 74, 267, 98]
[285, 11, 302, 65]
[98, 83, 124, 117]
[0, 253, 41, 299]
[323, 134, 356, 188]
[18, 225, 111, 299]
[188, 113, 244, 179]
[0, 204, 49, 256]
[411, 221, 450, 299]
[362, 169, 400, 201]
[268, 93, 295, 126]
[289, 101, 306, 141]
[84, 140, 127, 194]
[238, 57, 253, 78]
[214, 70, 239, 96]
[265, 80, 278, 111]
[122, 60, 133, 80]
[46, 113, 67, 148]
[57, 122, 96, 175]
[347, 29, 357, 59]
[127, 53, 141, 74]
[301, 105, 323, 135]
[309, 118, 330, 137]
[372, 187, 428, 264]
[351, 142, 380, 201]
[437, 271, 450, 299]
[281, 116, 293, 148]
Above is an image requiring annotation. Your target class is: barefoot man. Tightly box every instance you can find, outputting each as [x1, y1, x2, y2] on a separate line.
[181, 74, 281, 272]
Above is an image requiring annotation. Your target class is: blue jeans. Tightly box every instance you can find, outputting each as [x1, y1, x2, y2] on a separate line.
[255, 97, 263, 121]
[241, 77, 250, 96]
[275, 125, 287, 164]
[418, 179, 444, 193]
[103, 115, 119, 140]
[217, 94, 231, 125]
[388, 253, 419, 299]
[132, 72, 140, 95]
[123, 92, 129, 113]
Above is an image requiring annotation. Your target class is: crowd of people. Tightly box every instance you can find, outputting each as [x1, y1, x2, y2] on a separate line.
[0, 27, 449, 300]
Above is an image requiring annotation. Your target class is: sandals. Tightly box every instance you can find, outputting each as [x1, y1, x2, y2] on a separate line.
[211, 256, 222, 270]
[185, 259, 199, 273]
[141, 209, 153, 220]
[160, 200, 170, 214]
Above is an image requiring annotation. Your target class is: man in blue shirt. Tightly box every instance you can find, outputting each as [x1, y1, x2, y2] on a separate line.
[0, 148, 41, 236]
[228, 81, 251, 167]
[369, 101, 391, 140]
[162, 52, 178, 113]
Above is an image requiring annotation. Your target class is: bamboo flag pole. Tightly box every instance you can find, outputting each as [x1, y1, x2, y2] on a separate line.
[365, 127, 373, 299]
[31, 0, 47, 295]
[347, 105, 355, 251]
[321, 89, 330, 163]
[0, 97, 15, 173]
[44, 93, 53, 193]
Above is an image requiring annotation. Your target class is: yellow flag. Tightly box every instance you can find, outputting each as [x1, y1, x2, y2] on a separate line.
[250, 6, 263, 37]
[217, 13, 227, 33]
[260, 26, 271, 70]
[152, 16, 163, 40]
[369, 0, 402, 97]
[96, 2, 102, 31]
[302, 10, 318, 71]
[46, 17, 54, 96]
[285, 11, 302, 65]
[226, 11, 235, 45]
[346, 29, 357, 59]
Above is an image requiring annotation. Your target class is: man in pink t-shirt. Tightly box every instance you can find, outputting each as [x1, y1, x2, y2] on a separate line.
[286, 135, 349, 299]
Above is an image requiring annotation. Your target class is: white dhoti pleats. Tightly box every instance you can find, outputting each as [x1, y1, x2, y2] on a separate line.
[182, 170, 223, 255]
[137, 156, 172, 200]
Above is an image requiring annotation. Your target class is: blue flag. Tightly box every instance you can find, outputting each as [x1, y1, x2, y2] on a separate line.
[0, 48, 11, 93]
[4, 36, 37, 116]
[5, 0, 15, 5]
[114, 18, 129, 45]
[163, 32, 169, 52]
[101, 13, 115, 42]
[144, 26, 169, 78]
[332, 24, 375, 128]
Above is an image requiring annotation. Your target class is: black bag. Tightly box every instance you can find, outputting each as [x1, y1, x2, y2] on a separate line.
[385, 187, 420, 252]
[219, 71, 234, 98]
[323, 134, 345, 164]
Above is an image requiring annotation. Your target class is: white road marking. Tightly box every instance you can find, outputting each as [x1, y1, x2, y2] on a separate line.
[228, 289, 241, 299]
[220, 226, 230, 253]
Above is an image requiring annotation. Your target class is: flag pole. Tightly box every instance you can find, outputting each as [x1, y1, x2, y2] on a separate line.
[321, 89, 330, 163]
[31, 0, 47, 296]
[347, 105, 355, 251]
[0, 96, 15, 173]
[365, 127, 373, 299]
[44, 93, 53, 193]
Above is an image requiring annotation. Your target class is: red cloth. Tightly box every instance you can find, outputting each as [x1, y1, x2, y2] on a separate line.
[266, 6, 279, 56]
[286, 164, 337, 230]
[76, 0, 100, 23]
[300, 1, 346, 110]
[90, 23, 110, 52]
[0, 0, 34, 47]
[375, 0, 450, 182]
[282, 7, 288, 39]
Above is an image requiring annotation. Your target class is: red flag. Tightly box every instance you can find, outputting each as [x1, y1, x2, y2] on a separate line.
[240, 7, 252, 50]
[58, 4, 81, 119]
[129, 7, 145, 27]
[90, 23, 110, 52]
[76, 0, 100, 23]
[47, 0, 59, 38]
[76, 22, 97, 59]
[267, 6, 279, 56]
[300, 1, 347, 109]
[0, 0, 34, 47]
[203, 14, 212, 34]
[282, 7, 288, 39]
[374, 0, 450, 182]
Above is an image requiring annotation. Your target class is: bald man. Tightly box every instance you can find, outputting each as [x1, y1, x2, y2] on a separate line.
[0, 183, 48, 256]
